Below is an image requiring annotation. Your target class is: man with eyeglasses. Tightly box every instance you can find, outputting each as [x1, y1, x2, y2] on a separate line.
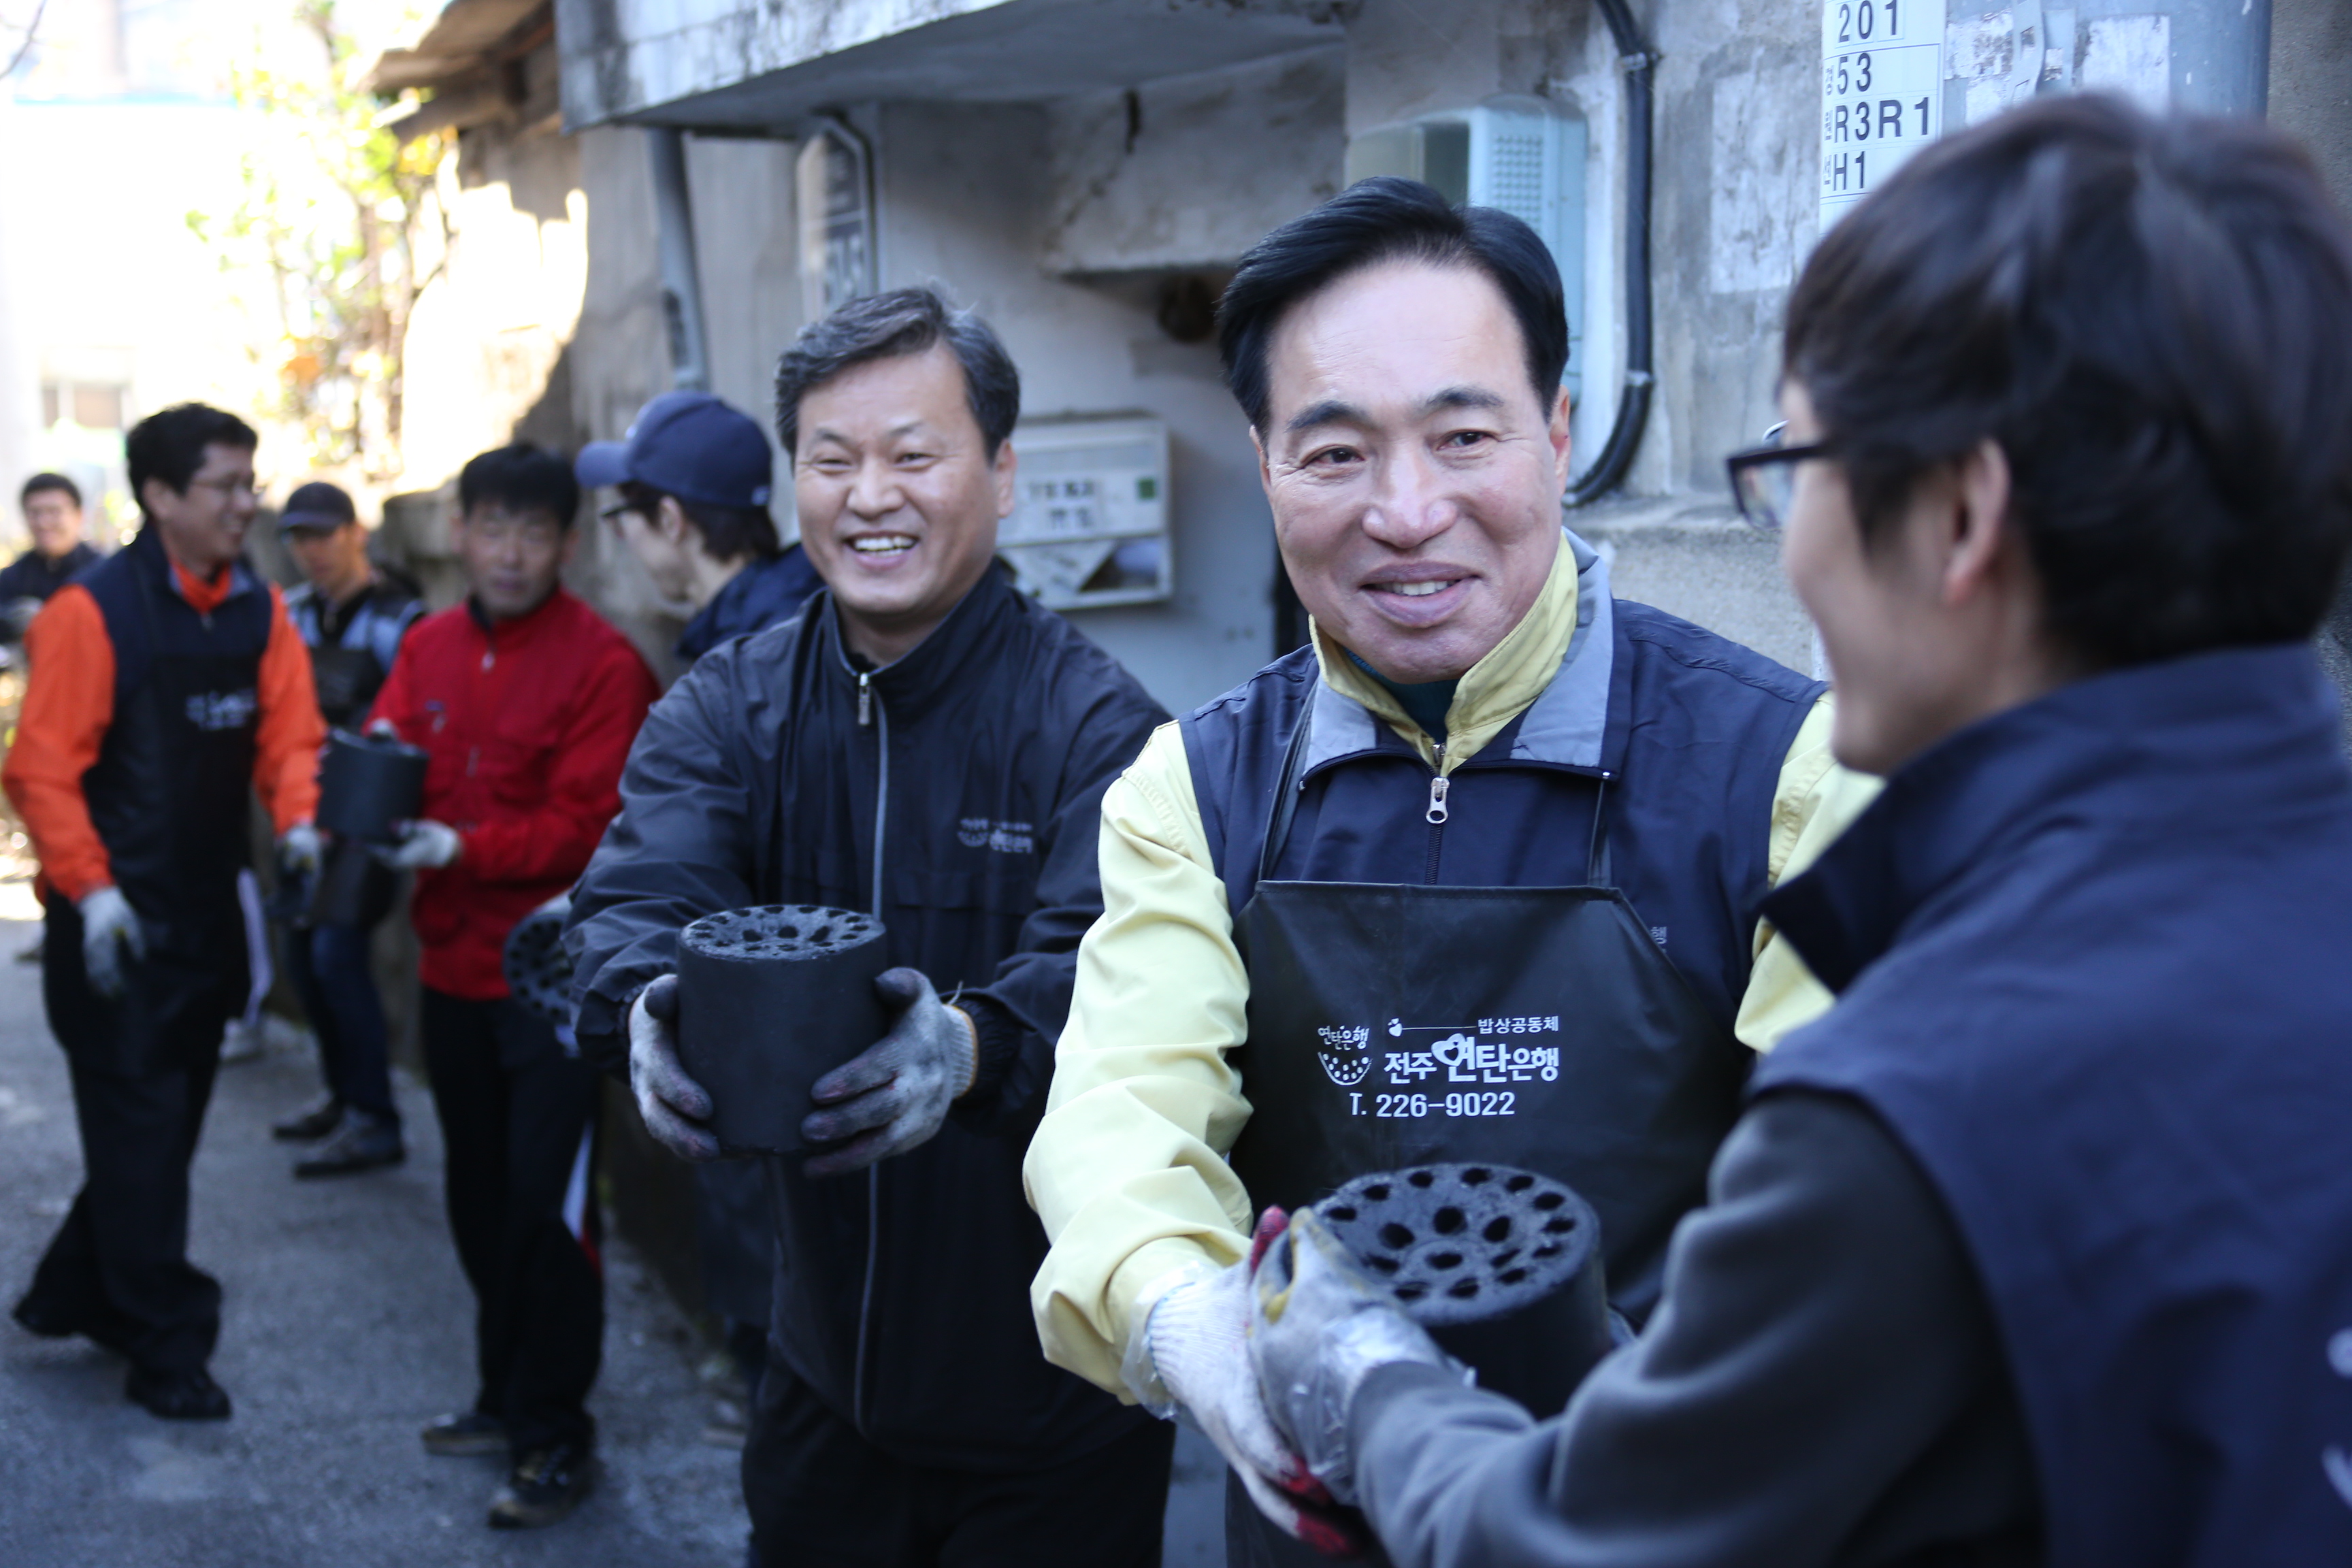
[1022, 178, 1880, 1563]
[368, 443, 658, 1529]
[3, 402, 326, 1422]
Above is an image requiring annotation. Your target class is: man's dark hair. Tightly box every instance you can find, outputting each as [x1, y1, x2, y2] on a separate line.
[774, 286, 1020, 459]
[20, 472, 82, 510]
[1216, 176, 1569, 432]
[458, 443, 581, 526]
[126, 403, 258, 512]
[619, 480, 780, 564]
[1786, 95, 2352, 668]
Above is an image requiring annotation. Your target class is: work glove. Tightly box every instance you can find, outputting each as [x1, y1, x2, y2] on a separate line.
[800, 968, 977, 1177]
[78, 885, 146, 1000]
[1133, 1216, 1371, 1557]
[278, 820, 324, 877]
[373, 818, 462, 870]
[1251, 1206, 1465, 1507]
[627, 975, 719, 1161]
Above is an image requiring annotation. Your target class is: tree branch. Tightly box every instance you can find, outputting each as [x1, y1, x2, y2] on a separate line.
[3, 0, 52, 82]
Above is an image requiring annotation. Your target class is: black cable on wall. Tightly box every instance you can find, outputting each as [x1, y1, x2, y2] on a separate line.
[1567, 0, 1657, 508]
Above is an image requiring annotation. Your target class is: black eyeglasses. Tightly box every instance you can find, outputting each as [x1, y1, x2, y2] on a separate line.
[1725, 422, 1837, 532]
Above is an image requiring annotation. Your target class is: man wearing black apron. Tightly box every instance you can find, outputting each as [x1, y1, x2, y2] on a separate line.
[1025, 180, 1874, 1561]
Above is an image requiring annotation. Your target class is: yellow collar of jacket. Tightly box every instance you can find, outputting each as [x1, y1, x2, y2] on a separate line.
[1310, 529, 1580, 774]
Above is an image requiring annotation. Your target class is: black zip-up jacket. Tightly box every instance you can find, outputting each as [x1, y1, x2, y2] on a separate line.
[566, 566, 1169, 1470]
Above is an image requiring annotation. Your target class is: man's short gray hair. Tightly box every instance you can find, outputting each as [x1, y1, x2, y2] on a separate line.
[774, 286, 1021, 459]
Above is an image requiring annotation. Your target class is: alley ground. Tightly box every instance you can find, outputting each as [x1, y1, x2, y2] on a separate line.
[0, 910, 1225, 1567]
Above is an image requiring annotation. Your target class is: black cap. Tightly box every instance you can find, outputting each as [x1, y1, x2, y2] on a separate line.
[574, 393, 774, 509]
[280, 480, 357, 532]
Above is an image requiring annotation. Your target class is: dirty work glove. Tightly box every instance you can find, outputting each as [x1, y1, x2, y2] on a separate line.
[373, 819, 461, 870]
[1139, 1216, 1371, 1557]
[78, 885, 146, 1000]
[1252, 1206, 1465, 1507]
[628, 975, 719, 1161]
[278, 821, 323, 876]
[800, 968, 977, 1177]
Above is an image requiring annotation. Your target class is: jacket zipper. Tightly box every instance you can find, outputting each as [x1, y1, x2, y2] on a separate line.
[1424, 738, 1448, 883]
[851, 689, 889, 1433]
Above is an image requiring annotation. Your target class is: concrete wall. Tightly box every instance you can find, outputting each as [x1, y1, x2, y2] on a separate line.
[2267, 0, 2352, 737]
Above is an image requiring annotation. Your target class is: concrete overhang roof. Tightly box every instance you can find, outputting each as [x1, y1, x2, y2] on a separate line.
[555, 0, 1350, 131]
[365, 0, 549, 94]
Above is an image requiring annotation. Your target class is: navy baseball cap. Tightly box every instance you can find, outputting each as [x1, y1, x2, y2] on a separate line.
[280, 480, 357, 532]
[575, 392, 774, 509]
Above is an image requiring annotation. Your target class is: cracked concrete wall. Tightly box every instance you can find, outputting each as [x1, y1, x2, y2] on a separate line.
[873, 99, 1286, 713]
[1043, 48, 1346, 276]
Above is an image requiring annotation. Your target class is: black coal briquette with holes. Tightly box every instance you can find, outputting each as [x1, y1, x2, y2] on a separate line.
[316, 728, 428, 843]
[676, 905, 890, 1156]
[502, 895, 576, 1028]
[1313, 1162, 1616, 1410]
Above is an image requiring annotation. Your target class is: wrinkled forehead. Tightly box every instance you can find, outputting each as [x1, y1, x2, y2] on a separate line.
[1264, 260, 1535, 429]
[798, 345, 977, 449]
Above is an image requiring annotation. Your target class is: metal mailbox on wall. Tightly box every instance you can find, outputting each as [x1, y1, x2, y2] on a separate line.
[996, 416, 1173, 610]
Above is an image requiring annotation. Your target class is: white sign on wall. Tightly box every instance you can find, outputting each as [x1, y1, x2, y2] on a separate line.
[996, 417, 1173, 610]
[1818, 0, 1944, 230]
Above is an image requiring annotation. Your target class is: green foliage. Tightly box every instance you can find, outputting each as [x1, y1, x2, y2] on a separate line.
[186, 1, 450, 476]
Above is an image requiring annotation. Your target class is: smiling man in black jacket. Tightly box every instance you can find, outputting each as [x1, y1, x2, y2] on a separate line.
[565, 287, 1171, 1567]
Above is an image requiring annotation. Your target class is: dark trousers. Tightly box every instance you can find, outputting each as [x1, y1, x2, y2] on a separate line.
[744, 1365, 1175, 1567]
[283, 921, 399, 1125]
[24, 900, 239, 1375]
[419, 987, 603, 1458]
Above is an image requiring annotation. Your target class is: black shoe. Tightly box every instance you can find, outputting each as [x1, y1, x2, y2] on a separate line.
[272, 1094, 344, 1142]
[421, 1410, 506, 1456]
[293, 1112, 404, 1178]
[488, 1442, 593, 1529]
[126, 1365, 231, 1420]
[13, 1294, 80, 1339]
[13, 1293, 131, 1354]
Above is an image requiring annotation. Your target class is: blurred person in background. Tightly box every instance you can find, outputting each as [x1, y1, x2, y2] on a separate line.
[265, 479, 424, 1177]
[1, 475, 106, 964]
[581, 391, 823, 664]
[574, 390, 821, 1446]
[2, 403, 325, 1422]
[1, 473, 102, 622]
[368, 444, 657, 1530]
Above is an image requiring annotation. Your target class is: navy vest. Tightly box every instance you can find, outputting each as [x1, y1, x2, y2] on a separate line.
[1757, 645, 2352, 1567]
[80, 529, 270, 957]
[1184, 543, 1825, 1041]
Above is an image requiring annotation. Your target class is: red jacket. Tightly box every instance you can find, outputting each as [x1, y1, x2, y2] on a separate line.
[369, 589, 657, 1000]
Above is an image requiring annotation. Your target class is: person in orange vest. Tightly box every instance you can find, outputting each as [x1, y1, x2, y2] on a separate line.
[4, 402, 325, 1422]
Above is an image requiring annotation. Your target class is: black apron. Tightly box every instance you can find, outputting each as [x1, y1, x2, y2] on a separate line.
[1224, 710, 1750, 1565]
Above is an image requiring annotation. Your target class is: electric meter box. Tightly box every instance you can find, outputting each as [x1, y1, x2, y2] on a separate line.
[996, 415, 1173, 611]
[1345, 99, 1588, 403]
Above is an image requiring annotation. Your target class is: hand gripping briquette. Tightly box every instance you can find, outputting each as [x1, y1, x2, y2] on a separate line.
[502, 895, 576, 1027]
[676, 904, 890, 1156]
[316, 728, 428, 843]
[1312, 1162, 1615, 1411]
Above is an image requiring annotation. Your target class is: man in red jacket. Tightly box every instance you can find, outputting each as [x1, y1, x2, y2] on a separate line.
[368, 444, 657, 1530]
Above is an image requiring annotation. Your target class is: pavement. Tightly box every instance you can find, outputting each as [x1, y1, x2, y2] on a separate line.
[0, 909, 1232, 1567]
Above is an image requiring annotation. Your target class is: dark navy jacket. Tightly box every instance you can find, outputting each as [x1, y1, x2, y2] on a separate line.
[674, 544, 823, 663]
[1759, 644, 2352, 1567]
[1187, 540, 1826, 1043]
[568, 567, 1169, 1469]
